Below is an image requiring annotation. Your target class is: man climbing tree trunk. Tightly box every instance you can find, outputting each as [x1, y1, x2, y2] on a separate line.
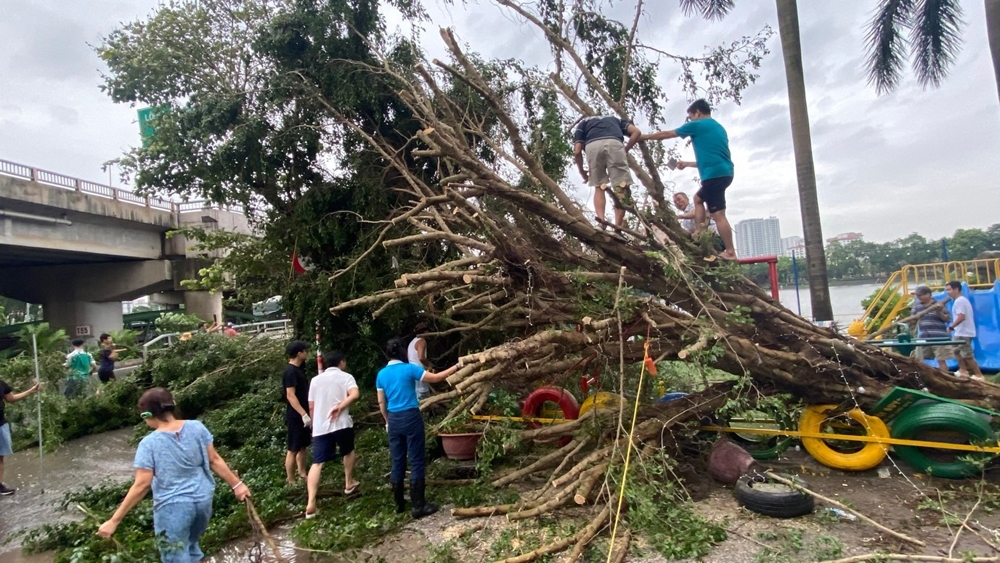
[776, 0, 834, 321]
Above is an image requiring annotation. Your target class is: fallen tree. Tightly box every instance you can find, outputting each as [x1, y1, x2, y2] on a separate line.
[94, 0, 1000, 560]
[294, 1, 1000, 559]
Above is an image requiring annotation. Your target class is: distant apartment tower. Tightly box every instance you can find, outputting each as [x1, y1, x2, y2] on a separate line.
[827, 232, 863, 244]
[736, 217, 782, 258]
[781, 235, 805, 258]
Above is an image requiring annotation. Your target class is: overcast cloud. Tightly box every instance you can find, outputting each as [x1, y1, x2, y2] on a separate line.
[1, 0, 997, 242]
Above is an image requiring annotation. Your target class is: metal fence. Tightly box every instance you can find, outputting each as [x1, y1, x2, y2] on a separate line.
[142, 319, 292, 360]
[0, 158, 243, 215]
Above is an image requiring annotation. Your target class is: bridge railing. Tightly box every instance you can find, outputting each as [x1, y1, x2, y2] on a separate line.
[0, 158, 243, 216]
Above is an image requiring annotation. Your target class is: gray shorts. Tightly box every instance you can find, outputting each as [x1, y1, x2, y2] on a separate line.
[585, 138, 633, 191]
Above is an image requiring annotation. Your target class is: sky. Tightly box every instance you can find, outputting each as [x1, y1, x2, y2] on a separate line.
[1, 0, 998, 243]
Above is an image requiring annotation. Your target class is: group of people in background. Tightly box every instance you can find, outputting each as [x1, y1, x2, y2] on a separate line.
[912, 281, 984, 379]
[572, 98, 737, 260]
[63, 333, 121, 399]
[282, 322, 455, 520]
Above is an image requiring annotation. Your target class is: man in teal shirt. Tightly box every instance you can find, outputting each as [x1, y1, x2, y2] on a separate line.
[643, 99, 736, 260]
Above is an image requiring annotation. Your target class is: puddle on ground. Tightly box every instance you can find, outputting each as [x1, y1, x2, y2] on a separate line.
[0, 428, 326, 563]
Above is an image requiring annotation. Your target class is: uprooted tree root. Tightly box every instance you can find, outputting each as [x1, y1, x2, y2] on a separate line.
[301, 2, 1000, 560]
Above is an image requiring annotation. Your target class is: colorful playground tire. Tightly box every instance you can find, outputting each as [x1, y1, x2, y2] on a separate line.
[523, 386, 580, 446]
[890, 402, 996, 480]
[579, 392, 625, 417]
[799, 405, 890, 471]
[727, 413, 794, 462]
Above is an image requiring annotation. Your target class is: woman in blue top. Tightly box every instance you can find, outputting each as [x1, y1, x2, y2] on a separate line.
[97, 387, 251, 562]
[376, 337, 460, 518]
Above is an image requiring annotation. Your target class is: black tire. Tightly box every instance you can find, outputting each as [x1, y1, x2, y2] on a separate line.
[734, 473, 815, 518]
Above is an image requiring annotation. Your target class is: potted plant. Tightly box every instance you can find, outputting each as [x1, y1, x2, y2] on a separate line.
[437, 413, 484, 461]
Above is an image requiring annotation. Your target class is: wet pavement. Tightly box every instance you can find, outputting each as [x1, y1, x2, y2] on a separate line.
[0, 427, 314, 563]
[0, 428, 136, 562]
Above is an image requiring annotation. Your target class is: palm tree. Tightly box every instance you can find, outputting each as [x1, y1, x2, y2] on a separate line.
[680, 0, 835, 320]
[866, 0, 1000, 106]
[988, 0, 1000, 106]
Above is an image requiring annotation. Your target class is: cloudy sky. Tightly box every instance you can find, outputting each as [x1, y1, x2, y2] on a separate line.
[2, 0, 997, 243]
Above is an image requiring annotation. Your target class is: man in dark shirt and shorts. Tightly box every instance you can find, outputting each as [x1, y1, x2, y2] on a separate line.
[283, 340, 311, 485]
[910, 285, 953, 372]
[643, 99, 737, 260]
[97, 333, 118, 384]
[573, 116, 641, 228]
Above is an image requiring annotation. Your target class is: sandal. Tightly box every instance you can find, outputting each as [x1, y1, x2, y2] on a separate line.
[305, 510, 317, 520]
[344, 482, 361, 495]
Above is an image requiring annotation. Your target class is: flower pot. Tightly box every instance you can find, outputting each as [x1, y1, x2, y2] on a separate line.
[439, 432, 483, 460]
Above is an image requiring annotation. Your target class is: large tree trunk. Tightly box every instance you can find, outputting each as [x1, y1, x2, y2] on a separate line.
[775, 0, 834, 321]
[987, 0, 1000, 108]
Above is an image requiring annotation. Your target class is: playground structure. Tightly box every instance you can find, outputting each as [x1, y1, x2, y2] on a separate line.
[854, 258, 1000, 371]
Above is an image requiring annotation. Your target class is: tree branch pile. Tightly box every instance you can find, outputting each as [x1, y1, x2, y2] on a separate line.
[308, 3, 999, 559]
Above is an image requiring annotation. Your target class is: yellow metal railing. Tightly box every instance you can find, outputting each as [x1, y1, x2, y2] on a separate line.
[859, 259, 1000, 336]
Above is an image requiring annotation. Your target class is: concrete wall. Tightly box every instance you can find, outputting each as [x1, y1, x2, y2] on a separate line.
[183, 291, 223, 323]
[44, 301, 123, 342]
[0, 214, 163, 260]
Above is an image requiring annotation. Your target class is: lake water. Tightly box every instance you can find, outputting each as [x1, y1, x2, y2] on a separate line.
[778, 282, 883, 323]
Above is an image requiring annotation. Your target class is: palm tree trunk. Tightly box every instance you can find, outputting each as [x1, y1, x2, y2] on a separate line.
[987, 0, 1000, 107]
[775, 0, 833, 321]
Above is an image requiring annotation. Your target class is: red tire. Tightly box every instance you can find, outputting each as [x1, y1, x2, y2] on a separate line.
[522, 386, 580, 446]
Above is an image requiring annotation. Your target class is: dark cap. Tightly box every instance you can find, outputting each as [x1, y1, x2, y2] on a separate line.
[913, 285, 932, 296]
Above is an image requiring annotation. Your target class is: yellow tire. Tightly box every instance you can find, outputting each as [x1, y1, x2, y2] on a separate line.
[579, 392, 625, 417]
[799, 405, 889, 471]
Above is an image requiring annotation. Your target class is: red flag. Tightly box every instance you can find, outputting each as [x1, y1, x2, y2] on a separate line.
[291, 251, 314, 274]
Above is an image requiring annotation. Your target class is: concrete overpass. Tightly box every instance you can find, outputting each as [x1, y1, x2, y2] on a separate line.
[0, 158, 249, 338]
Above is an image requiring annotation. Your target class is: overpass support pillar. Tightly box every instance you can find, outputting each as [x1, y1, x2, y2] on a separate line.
[184, 291, 223, 324]
[43, 301, 123, 341]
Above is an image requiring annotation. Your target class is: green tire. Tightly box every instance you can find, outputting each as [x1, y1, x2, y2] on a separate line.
[890, 403, 996, 480]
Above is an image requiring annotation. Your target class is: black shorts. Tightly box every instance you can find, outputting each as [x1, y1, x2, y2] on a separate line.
[696, 176, 733, 214]
[286, 418, 312, 452]
[98, 370, 116, 383]
[313, 427, 355, 463]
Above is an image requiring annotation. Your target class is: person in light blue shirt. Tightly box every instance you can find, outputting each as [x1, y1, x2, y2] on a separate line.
[376, 337, 460, 518]
[98, 388, 251, 563]
[642, 99, 737, 261]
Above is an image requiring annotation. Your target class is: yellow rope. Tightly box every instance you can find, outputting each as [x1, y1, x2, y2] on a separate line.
[605, 340, 649, 563]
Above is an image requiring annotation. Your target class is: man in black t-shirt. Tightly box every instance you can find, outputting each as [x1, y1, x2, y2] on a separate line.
[283, 340, 311, 485]
[97, 333, 118, 384]
[1, 378, 41, 495]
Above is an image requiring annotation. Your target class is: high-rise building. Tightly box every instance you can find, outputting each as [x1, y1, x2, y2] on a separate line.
[781, 235, 805, 258]
[736, 217, 782, 258]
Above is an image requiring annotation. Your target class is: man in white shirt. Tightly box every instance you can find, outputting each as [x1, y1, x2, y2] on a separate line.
[407, 322, 433, 399]
[305, 350, 360, 518]
[945, 281, 983, 379]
